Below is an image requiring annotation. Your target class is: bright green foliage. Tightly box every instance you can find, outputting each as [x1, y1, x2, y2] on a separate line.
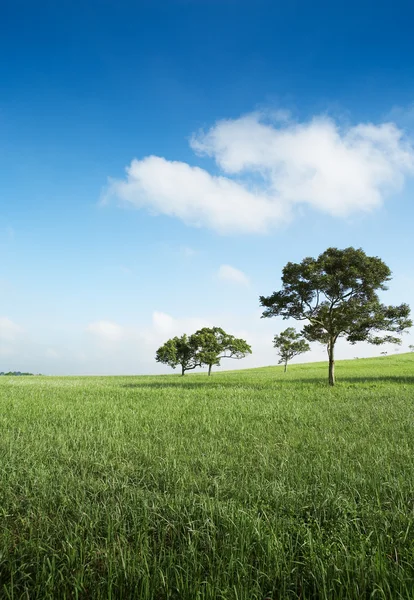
[273, 327, 310, 371]
[192, 326, 252, 375]
[260, 247, 412, 385]
[155, 334, 200, 375]
[155, 328, 252, 376]
[1, 355, 414, 599]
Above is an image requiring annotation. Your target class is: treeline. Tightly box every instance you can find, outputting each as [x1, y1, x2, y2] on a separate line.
[0, 372, 37, 376]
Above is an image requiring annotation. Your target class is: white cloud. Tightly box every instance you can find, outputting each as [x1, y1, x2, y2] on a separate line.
[106, 155, 286, 234]
[0, 317, 23, 342]
[151, 311, 210, 338]
[85, 312, 210, 350]
[152, 311, 177, 336]
[105, 111, 414, 234]
[86, 320, 124, 342]
[191, 114, 414, 216]
[218, 264, 250, 286]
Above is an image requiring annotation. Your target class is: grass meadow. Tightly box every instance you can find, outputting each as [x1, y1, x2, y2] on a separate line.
[0, 354, 414, 599]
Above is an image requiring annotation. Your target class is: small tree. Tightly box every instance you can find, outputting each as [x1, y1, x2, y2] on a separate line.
[192, 327, 252, 375]
[260, 247, 411, 386]
[155, 334, 200, 376]
[409, 344, 414, 352]
[273, 327, 310, 372]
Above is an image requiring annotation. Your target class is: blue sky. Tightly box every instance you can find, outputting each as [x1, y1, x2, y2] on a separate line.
[1, 0, 414, 374]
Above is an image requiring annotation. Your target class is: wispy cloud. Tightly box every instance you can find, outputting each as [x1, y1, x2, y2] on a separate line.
[85, 312, 210, 346]
[180, 246, 197, 258]
[387, 104, 414, 131]
[218, 264, 250, 286]
[0, 317, 23, 342]
[0, 225, 15, 242]
[86, 320, 124, 342]
[119, 265, 132, 275]
[150, 311, 210, 339]
[105, 111, 414, 234]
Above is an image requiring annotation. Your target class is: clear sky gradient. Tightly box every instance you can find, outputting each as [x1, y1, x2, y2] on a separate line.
[2, 0, 414, 374]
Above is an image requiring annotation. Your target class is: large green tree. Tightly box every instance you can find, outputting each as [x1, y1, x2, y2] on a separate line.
[273, 327, 310, 372]
[155, 334, 200, 376]
[260, 247, 412, 386]
[192, 327, 252, 375]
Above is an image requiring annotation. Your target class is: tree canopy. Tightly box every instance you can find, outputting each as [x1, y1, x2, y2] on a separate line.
[192, 327, 252, 375]
[155, 334, 200, 376]
[155, 328, 252, 376]
[260, 247, 411, 385]
[273, 327, 310, 372]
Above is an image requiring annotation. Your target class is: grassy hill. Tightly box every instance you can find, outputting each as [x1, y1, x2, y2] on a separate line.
[0, 354, 413, 599]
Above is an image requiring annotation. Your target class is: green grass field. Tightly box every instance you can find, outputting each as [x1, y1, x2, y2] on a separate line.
[0, 354, 414, 599]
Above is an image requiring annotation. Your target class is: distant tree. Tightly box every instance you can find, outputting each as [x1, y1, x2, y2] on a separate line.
[409, 345, 414, 352]
[192, 327, 252, 375]
[155, 334, 200, 376]
[273, 328, 310, 372]
[0, 371, 34, 376]
[260, 247, 412, 386]
[380, 351, 388, 356]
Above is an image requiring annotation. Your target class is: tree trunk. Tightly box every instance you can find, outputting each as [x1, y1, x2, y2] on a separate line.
[328, 339, 335, 386]
[181, 365, 185, 376]
[284, 361, 288, 373]
[208, 364, 212, 376]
